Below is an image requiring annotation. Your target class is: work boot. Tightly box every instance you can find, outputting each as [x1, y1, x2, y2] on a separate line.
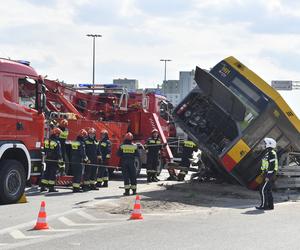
[152, 175, 160, 182]
[90, 184, 99, 190]
[166, 175, 177, 181]
[123, 189, 130, 196]
[132, 189, 137, 195]
[40, 185, 47, 192]
[82, 185, 90, 192]
[177, 173, 185, 181]
[255, 206, 266, 210]
[73, 188, 83, 193]
[102, 181, 108, 188]
[147, 173, 152, 183]
[48, 186, 59, 193]
[96, 182, 103, 188]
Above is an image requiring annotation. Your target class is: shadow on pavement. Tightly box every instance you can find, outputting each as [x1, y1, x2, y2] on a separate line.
[241, 209, 265, 215]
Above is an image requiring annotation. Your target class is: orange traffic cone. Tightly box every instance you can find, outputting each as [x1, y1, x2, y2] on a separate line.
[33, 201, 49, 230]
[130, 195, 143, 220]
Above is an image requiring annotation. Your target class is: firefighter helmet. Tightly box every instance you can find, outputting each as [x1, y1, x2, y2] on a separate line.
[263, 137, 276, 149]
[88, 127, 96, 134]
[152, 128, 158, 134]
[51, 127, 62, 136]
[60, 119, 68, 128]
[101, 129, 108, 135]
[124, 132, 133, 141]
[79, 129, 88, 138]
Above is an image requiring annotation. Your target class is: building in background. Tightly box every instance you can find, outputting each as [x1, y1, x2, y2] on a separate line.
[179, 70, 197, 100]
[161, 70, 196, 106]
[271, 80, 300, 90]
[113, 78, 139, 91]
[161, 80, 180, 106]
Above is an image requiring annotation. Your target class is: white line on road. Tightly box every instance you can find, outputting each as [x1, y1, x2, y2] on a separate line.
[58, 216, 99, 226]
[0, 243, 8, 246]
[10, 230, 44, 240]
[76, 210, 125, 222]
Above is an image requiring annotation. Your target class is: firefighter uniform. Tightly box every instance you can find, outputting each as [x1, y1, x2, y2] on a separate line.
[177, 139, 198, 181]
[58, 123, 69, 174]
[145, 134, 162, 182]
[83, 137, 99, 191]
[256, 138, 278, 210]
[97, 133, 112, 188]
[117, 133, 139, 196]
[71, 131, 89, 192]
[41, 133, 64, 192]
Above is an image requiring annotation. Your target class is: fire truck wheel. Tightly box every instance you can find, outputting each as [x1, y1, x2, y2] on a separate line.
[134, 157, 142, 176]
[0, 160, 26, 204]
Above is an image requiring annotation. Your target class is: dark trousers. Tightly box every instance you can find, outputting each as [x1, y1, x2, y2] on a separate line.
[42, 162, 57, 186]
[122, 162, 137, 188]
[97, 159, 109, 181]
[147, 155, 159, 174]
[83, 165, 91, 185]
[72, 162, 83, 188]
[90, 165, 98, 184]
[259, 179, 274, 209]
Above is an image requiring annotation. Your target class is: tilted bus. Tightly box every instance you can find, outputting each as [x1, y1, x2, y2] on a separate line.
[173, 56, 300, 189]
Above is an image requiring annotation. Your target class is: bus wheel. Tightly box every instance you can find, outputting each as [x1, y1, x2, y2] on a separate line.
[0, 160, 26, 204]
[134, 157, 142, 176]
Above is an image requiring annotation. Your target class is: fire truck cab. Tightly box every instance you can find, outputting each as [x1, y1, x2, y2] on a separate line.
[0, 58, 45, 204]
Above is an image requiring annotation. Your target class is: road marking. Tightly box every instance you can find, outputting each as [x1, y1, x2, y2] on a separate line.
[0, 243, 8, 246]
[76, 211, 98, 221]
[46, 228, 77, 232]
[10, 230, 44, 240]
[58, 216, 99, 226]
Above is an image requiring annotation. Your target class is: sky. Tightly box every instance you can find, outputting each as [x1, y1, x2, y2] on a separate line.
[1, 0, 300, 112]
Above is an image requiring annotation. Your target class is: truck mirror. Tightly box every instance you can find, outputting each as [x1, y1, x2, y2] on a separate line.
[24, 76, 36, 84]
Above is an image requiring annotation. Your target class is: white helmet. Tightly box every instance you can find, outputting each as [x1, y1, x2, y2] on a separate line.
[263, 137, 276, 149]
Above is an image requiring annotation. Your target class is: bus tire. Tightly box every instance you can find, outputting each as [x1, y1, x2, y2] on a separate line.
[134, 157, 142, 176]
[0, 160, 26, 204]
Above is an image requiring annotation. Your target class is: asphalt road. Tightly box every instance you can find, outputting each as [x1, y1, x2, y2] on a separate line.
[1, 170, 300, 250]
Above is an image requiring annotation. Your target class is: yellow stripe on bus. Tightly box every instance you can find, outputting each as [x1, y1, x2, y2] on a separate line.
[227, 139, 250, 163]
[224, 56, 300, 133]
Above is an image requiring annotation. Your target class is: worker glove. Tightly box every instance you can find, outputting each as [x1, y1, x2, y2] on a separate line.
[83, 157, 90, 164]
[58, 160, 65, 169]
[106, 154, 111, 159]
[97, 155, 102, 160]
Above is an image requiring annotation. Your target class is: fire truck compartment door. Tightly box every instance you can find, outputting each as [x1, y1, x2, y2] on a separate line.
[194, 66, 246, 122]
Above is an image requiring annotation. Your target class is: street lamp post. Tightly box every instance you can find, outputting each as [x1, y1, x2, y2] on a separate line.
[160, 59, 172, 83]
[86, 34, 102, 92]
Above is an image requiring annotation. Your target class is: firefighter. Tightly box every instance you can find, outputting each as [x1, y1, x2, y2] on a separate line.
[177, 138, 198, 181]
[58, 119, 69, 174]
[71, 129, 89, 193]
[40, 127, 64, 193]
[83, 127, 99, 191]
[256, 137, 278, 210]
[117, 132, 139, 196]
[145, 129, 162, 182]
[97, 129, 112, 188]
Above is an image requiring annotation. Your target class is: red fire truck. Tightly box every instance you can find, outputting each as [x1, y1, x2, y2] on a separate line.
[0, 58, 45, 204]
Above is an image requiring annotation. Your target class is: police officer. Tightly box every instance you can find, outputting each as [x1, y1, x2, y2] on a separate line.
[145, 129, 162, 182]
[58, 119, 69, 174]
[256, 137, 278, 210]
[83, 127, 99, 191]
[117, 132, 139, 196]
[177, 138, 198, 181]
[97, 129, 112, 188]
[40, 128, 64, 192]
[71, 129, 89, 193]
